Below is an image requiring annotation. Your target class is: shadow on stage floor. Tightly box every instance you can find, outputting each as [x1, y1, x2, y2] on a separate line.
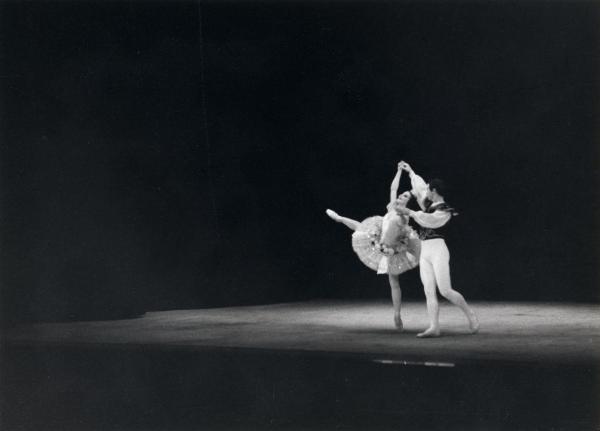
[2, 300, 599, 430]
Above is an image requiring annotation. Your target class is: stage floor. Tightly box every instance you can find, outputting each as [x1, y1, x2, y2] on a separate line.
[6, 300, 600, 364]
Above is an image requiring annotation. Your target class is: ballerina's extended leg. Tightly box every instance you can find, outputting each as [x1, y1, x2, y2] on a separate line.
[325, 209, 361, 231]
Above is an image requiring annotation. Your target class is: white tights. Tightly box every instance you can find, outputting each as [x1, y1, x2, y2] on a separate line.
[419, 239, 475, 330]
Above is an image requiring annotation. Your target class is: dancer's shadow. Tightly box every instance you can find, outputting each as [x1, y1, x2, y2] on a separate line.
[345, 327, 477, 338]
[344, 327, 422, 336]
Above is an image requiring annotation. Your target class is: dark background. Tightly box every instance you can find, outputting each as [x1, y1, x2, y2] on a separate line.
[1, 1, 598, 323]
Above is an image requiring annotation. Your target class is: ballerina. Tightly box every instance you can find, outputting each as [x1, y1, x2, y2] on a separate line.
[326, 163, 421, 331]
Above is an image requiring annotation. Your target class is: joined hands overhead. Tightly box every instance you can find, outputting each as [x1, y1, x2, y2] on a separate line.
[398, 161, 413, 173]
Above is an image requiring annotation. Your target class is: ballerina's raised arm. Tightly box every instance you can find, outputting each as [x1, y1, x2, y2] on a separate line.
[388, 163, 404, 209]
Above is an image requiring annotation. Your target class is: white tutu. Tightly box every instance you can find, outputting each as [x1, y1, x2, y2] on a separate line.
[351, 216, 420, 275]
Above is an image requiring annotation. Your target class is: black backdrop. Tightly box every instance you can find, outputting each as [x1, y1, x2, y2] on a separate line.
[1, 1, 598, 323]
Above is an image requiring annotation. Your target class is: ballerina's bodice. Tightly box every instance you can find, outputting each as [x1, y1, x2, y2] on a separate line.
[380, 211, 410, 247]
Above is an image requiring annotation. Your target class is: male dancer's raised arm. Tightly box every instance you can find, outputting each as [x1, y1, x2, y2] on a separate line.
[400, 162, 429, 210]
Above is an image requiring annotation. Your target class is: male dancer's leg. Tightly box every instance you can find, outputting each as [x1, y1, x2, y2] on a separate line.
[417, 255, 441, 338]
[432, 242, 480, 333]
[388, 274, 403, 331]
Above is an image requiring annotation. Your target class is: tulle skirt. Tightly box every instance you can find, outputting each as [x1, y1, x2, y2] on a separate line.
[351, 216, 421, 275]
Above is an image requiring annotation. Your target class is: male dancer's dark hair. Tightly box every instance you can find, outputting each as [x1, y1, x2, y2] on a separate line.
[428, 178, 447, 197]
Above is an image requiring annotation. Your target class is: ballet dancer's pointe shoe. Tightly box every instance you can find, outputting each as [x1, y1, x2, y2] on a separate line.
[394, 312, 404, 332]
[469, 314, 480, 334]
[417, 327, 441, 338]
[325, 209, 340, 221]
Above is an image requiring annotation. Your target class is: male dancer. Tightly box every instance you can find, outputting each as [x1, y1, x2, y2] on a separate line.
[398, 162, 479, 337]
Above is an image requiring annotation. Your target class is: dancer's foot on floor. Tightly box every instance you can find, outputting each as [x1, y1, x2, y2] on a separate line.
[325, 209, 340, 222]
[394, 312, 403, 332]
[469, 312, 480, 334]
[417, 327, 440, 338]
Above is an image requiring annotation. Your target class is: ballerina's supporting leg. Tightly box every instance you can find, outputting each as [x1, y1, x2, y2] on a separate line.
[325, 209, 361, 231]
[388, 274, 403, 331]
